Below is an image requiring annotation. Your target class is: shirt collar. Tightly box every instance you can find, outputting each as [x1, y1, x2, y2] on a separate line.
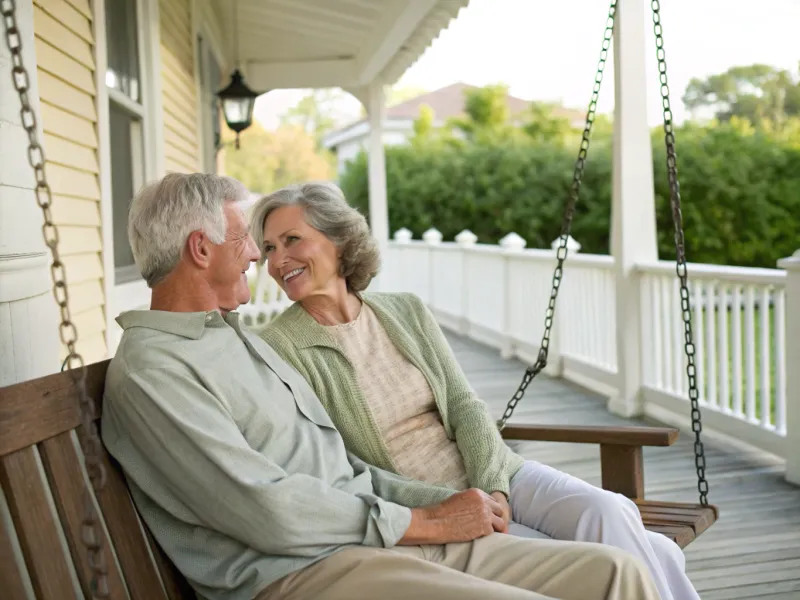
[116, 309, 236, 339]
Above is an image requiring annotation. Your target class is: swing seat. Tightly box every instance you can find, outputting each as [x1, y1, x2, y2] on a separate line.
[1, 361, 196, 599]
[0, 362, 717, 598]
[501, 425, 719, 548]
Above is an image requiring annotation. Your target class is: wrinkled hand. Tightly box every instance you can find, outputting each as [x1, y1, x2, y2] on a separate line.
[490, 491, 511, 533]
[400, 488, 506, 545]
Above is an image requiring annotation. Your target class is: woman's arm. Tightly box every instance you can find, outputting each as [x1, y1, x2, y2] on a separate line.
[408, 294, 523, 497]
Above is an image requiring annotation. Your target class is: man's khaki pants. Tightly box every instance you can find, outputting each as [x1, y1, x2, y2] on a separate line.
[259, 532, 662, 600]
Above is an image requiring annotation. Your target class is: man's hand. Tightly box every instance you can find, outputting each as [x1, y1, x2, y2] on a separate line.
[490, 491, 511, 533]
[398, 488, 506, 545]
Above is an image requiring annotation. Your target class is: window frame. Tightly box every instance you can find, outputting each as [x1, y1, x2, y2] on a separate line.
[96, 0, 164, 353]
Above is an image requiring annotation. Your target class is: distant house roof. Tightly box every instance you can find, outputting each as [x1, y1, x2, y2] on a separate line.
[384, 82, 530, 120]
[323, 82, 586, 149]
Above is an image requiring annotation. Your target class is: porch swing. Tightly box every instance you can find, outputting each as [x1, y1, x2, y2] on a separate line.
[495, 0, 718, 549]
[0, 0, 716, 598]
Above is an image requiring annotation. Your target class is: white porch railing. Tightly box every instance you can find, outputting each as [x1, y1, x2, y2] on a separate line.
[243, 227, 793, 463]
[381, 228, 790, 459]
[637, 261, 787, 456]
[240, 264, 294, 330]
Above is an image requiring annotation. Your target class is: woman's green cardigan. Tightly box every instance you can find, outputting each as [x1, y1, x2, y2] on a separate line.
[259, 291, 525, 496]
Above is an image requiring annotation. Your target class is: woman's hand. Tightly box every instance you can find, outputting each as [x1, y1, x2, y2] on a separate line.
[490, 491, 511, 533]
[399, 488, 506, 545]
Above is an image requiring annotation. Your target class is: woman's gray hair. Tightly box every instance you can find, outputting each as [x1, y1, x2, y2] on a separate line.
[249, 181, 380, 292]
[128, 172, 250, 287]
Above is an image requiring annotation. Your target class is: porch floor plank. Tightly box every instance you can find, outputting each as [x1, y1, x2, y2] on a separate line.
[446, 331, 800, 600]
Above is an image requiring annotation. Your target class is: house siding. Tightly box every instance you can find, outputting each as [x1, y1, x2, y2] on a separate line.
[32, 0, 107, 364]
[160, 0, 200, 173]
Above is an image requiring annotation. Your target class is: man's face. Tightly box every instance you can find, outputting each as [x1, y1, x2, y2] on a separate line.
[207, 203, 261, 312]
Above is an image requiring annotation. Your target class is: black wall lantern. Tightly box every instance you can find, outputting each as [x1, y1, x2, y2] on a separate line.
[217, 68, 260, 149]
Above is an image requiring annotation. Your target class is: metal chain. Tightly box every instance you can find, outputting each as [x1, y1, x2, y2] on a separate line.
[651, 0, 709, 506]
[497, 0, 617, 430]
[2, 0, 110, 594]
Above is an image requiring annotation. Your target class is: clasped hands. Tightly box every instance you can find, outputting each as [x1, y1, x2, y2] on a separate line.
[399, 488, 512, 546]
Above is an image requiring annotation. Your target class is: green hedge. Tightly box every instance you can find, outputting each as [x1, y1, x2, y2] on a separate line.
[339, 124, 800, 268]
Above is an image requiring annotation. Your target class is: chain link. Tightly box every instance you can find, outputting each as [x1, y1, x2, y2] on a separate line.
[2, 0, 110, 594]
[496, 0, 710, 508]
[497, 0, 617, 430]
[650, 0, 709, 506]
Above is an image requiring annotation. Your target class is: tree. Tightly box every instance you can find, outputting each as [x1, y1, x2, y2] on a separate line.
[222, 122, 334, 194]
[521, 102, 577, 145]
[412, 104, 435, 142]
[683, 64, 800, 127]
[280, 89, 343, 150]
[447, 84, 514, 140]
[340, 120, 800, 269]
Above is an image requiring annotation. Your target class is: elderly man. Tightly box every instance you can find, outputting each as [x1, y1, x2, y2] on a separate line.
[101, 172, 661, 600]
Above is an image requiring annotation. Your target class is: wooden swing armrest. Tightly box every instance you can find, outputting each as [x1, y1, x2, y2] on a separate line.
[500, 424, 679, 447]
[501, 424, 680, 499]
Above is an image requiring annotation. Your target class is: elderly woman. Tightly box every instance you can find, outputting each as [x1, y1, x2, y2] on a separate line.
[251, 181, 699, 600]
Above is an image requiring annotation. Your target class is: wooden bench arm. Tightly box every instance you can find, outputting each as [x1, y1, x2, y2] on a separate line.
[500, 424, 678, 447]
[501, 424, 680, 500]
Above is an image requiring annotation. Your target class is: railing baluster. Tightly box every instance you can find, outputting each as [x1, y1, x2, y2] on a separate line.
[745, 285, 757, 422]
[706, 281, 718, 408]
[760, 288, 772, 427]
[575, 267, 584, 359]
[673, 278, 685, 395]
[585, 269, 594, 364]
[775, 288, 787, 435]
[731, 285, 743, 416]
[606, 270, 616, 371]
[718, 284, 730, 413]
[662, 276, 674, 393]
[595, 269, 605, 366]
[640, 275, 653, 385]
[652, 275, 663, 389]
[597, 269, 606, 366]
[693, 280, 706, 404]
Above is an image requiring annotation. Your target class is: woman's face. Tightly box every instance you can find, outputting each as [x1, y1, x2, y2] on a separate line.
[262, 205, 342, 302]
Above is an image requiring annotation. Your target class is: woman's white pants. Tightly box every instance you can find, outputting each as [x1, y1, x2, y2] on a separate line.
[507, 460, 700, 600]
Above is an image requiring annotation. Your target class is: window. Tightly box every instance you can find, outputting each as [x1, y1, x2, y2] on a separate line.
[198, 34, 223, 173]
[105, 0, 147, 284]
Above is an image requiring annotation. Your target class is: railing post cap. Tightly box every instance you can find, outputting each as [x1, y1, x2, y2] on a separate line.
[422, 227, 443, 245]
[393, 228, 413, 243]
[500, 232, 527, 251]
[551, 235, 581, 252]
[455, 229, 478, 246]
[778, 248, 800, 270]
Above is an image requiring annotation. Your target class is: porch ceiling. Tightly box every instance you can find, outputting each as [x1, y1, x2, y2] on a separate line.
[215, 0, 469, 92]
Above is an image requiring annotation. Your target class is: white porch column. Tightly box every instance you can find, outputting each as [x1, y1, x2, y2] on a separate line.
[0, 0, 60, 385]
[608, 0, 658, 417]
[366, 82, 389, 248]
[779, 250, 800, 485]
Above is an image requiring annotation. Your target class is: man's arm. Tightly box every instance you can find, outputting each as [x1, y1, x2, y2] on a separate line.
[346, 453, 507, 543]
[399, 488, 507, 545]
[347, 452, 456, 508]
[102, 367, 413, 557]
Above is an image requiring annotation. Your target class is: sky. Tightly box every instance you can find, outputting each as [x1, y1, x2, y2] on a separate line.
[253, 0, 800, 131]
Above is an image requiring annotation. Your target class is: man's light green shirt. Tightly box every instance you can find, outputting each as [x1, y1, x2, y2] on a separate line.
[101, 309, 455, 600]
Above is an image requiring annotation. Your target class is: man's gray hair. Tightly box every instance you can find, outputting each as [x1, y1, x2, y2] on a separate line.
[128, 172, 250, 287]
[249, 181, 380, 292]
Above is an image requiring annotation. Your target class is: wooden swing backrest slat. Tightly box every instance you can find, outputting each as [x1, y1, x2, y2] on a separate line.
[0, 360, 196, 599]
